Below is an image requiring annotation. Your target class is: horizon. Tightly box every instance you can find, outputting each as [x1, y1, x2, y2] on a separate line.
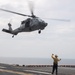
[0, 0, 75, 59]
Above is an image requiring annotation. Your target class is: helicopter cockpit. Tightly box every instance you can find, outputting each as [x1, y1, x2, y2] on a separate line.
[21, 18, 31, 27]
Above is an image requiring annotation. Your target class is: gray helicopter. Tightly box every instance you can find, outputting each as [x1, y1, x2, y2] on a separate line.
[0, 8, 48, 38]
[0, 2, 70, 38]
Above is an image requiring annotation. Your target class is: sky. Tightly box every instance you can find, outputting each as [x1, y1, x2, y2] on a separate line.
[0, 0, 75, 59]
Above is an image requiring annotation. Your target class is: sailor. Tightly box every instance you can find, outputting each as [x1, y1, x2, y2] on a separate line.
[51, 54, 61, 75]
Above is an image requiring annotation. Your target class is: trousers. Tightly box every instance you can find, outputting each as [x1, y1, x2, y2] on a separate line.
[52, 63, 58, 75]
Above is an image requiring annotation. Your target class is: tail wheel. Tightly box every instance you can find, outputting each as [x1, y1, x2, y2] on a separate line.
[38, 29, 41, 34]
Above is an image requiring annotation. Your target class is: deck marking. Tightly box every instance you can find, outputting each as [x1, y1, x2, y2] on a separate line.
[24, 70, 51, 74]
[0, 69, 33, 75]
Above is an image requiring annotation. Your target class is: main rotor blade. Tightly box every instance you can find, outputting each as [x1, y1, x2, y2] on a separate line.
[49, 18, 70, 22]
[0, 8, 31, 17]
[28, 1, 34, 16]
[43, 18, 70, 22]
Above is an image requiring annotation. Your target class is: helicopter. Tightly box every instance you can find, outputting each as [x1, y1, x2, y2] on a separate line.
[0, 2, 70, 38]
[0, 7, 48, 38]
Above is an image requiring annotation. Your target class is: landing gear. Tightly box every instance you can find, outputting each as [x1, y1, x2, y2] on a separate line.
[12, 35, 14, 38]
[38, 29, 41, 34]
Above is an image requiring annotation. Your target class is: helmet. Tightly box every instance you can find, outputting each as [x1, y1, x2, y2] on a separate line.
[55, 55, 58, 57]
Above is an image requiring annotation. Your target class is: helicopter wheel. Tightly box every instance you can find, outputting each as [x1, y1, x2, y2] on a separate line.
[38, 29, 41, 34]
[12, 35, 14, 38]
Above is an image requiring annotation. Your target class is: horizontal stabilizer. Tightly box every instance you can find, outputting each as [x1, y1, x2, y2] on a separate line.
[2, 29, 13, 34]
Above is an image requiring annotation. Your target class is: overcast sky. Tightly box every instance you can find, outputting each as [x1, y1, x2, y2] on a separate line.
[0, 0, 75, 59]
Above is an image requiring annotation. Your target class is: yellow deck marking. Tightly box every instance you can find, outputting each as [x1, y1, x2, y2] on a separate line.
[0, 69, 33, 75]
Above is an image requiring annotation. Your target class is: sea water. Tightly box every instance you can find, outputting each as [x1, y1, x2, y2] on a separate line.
[0, 57, 75, 65]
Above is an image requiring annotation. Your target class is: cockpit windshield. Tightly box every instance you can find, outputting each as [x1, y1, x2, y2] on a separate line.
[21, 20, 26, 24]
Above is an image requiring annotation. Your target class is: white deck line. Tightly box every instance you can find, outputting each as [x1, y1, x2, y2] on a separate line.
[0, 69, 32, 75]
[24, 70, 51, 75]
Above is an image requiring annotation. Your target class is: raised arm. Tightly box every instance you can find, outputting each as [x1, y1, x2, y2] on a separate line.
[51, 54, 55, 59]
[58, 58, 61, 61]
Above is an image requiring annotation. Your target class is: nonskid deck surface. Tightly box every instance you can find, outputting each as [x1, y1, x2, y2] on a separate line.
[0, 64, 51, 75]
[0, 63, 75, 75]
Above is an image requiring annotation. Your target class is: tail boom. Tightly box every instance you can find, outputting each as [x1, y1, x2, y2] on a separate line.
[2, 29, 17, 35]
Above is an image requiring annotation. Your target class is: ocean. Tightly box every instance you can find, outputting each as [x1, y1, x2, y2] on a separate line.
[0, 57, 75, 65]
